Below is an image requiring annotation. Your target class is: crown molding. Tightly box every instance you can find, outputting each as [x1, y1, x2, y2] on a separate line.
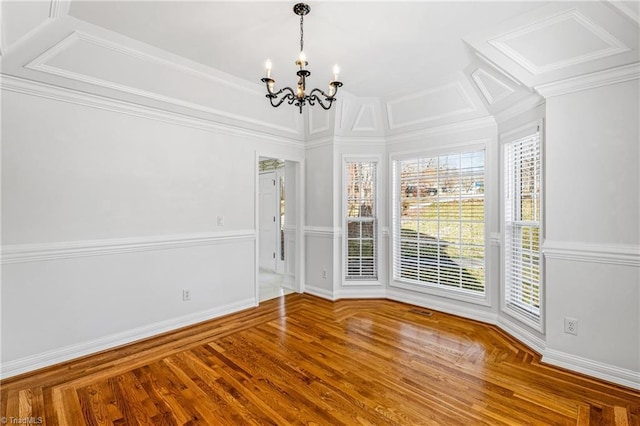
[604, 0, 640, 25]
[494, 95, 546, 124]
[334, 135, 386, 147]
[535, 62, 640, 98]
[0, 74, 304, 148]
[386, 116, 496, 145]
[305, 136, 334, 150]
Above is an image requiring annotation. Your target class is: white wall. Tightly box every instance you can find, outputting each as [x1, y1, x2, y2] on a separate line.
[2, 92, 254, 244]
[542, 79, 640, 386]
[0, 86, 303, 378]
[304, 143, 335, 296]
[284, 161, 297, 280]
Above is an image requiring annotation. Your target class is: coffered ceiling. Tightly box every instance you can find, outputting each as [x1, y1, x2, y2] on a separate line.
[1, 1, 638, 137]
[64, 1, 548, 98]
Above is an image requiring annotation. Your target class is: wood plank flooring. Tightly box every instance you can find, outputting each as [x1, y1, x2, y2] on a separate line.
[1, 294, 639, 425]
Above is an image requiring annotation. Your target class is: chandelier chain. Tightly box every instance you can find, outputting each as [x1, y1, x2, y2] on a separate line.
[300, 14, 304, 53]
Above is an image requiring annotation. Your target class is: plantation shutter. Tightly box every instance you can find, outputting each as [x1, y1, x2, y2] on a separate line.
[392, 149, 485, 293]
[345, 161, 377, 280]
[504, 129, 541, 321]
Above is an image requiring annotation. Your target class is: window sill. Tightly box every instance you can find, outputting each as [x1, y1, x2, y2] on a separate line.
[390, 279, 491, 307]
[343, 279, 382, 287]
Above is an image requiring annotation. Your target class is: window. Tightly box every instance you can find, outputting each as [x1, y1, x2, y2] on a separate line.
[393, 149, 485, 294]
[504, 128, 542, 324]
[345, 160, 377, 280]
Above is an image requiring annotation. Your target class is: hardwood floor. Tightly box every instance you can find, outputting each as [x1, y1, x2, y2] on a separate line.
[1, 294, 638, 425]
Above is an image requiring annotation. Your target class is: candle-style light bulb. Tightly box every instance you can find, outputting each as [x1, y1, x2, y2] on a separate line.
[265, 59, 272, 78]
[333, 64, 340, 81]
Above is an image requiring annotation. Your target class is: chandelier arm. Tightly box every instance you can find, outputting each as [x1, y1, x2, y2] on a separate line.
[267, 88, 297, 108]
[307, 93, 334, 110]
[309, 87, 332, 99]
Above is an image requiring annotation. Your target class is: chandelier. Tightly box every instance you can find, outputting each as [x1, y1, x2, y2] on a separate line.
[261, 3, 343, 114]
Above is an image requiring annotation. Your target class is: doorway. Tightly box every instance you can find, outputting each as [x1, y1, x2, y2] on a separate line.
[258, 157, 297, 302]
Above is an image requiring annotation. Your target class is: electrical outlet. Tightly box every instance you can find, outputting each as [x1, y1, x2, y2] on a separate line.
[183, 289, 191, 301]
[217, 216, 225, 227]
[564, 317, 578, 335]
[322, 269, 327, 279]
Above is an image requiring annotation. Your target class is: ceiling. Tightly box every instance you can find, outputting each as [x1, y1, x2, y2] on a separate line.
[66, 1, 549, 99]
[1, 1, 638, 138]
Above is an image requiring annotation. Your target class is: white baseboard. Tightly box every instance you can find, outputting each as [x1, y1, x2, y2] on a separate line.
[304, 284, 335, 300]
[0, 298, 255, 380]
[497, 314, 546, 355]
[542, 349, 640, 391]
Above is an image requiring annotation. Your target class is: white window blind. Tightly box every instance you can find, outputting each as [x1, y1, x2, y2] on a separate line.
[393, 150, 485, 293]
[345, 161, 377, 280]
[504, 129, 541, 321]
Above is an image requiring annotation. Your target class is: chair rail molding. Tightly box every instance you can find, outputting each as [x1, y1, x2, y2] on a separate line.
[542, 240, 640, 267]
[1, 230, 256, 264]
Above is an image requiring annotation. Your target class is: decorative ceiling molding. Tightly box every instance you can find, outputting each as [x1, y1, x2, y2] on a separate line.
[27, 31, 262, 95]
[351, 104, 377, 132]
[474, 52, 523, 86]
[471, 68, 515, 105]
[25, 31, 300, 136]
[535, 62, 640, 98]
[386, 81, 477, 130]
[488, 9, 630, 75]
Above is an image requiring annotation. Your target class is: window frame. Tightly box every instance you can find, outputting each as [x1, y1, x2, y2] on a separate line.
[343, 156, 381, 285]
[500, 121, 545, 332]
[389, 142, 490, 305]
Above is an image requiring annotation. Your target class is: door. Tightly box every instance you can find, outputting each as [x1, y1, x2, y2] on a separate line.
[259, 172, 277, 271]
